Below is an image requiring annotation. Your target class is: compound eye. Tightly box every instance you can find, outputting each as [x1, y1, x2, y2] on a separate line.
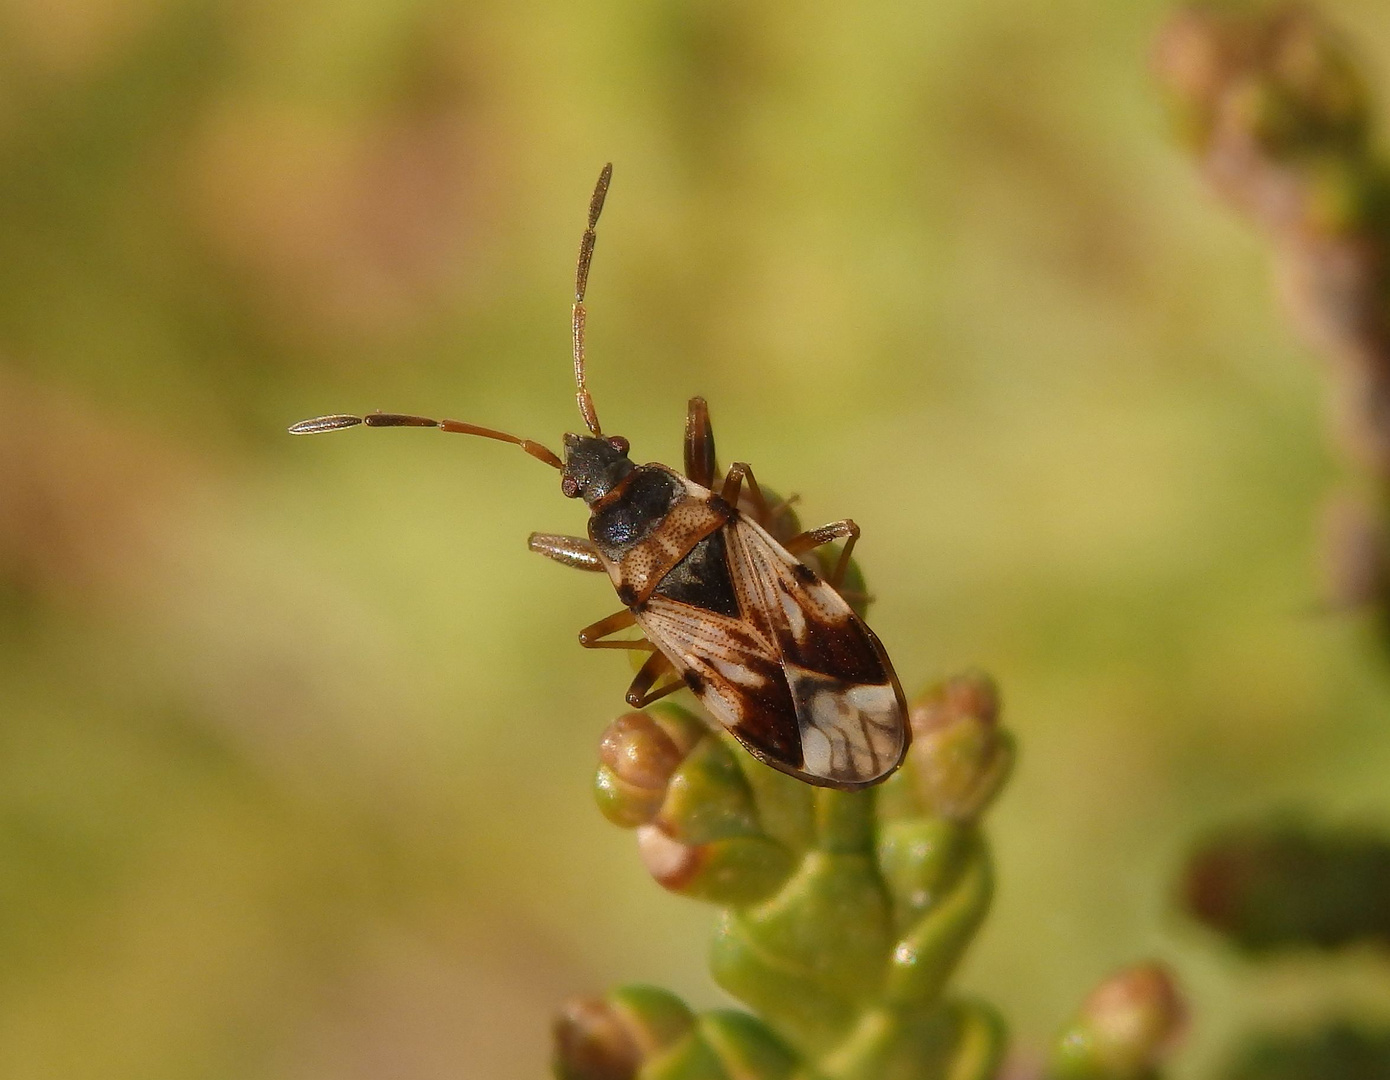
[607, 435, 630, 455]
[561, 476, 581, 499]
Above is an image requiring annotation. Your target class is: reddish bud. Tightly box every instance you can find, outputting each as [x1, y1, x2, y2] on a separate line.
[600, 712, 685, 790]
[1052, 962, 1186, 1079]
[553, 997, 643, 1080]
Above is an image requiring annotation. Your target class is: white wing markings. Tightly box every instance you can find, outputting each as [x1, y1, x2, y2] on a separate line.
[632, 516, 904, 787]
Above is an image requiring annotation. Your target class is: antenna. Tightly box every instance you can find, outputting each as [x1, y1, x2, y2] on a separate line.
[573, 163, 612, 437]
[287, 412, 563, 469]
[289, 167, 620, 466]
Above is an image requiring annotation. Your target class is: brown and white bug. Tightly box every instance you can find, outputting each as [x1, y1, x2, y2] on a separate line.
[290, 164, 910, 789]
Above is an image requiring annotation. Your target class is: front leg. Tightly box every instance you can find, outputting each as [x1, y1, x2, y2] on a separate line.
[785, 518, 860, 589]
[528, 532, 605, 571]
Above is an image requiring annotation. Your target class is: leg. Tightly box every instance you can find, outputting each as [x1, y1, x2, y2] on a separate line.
[528, 532, 605, 571]
[578, 609, 655, 651]
[720, 461, 769, 521]
[785, 519, 860, 589]
[626, 650, 685, 708]
[684, 396, 718, 488]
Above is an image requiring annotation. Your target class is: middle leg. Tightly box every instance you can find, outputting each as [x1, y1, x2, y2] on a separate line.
[578, 609, 656, 651]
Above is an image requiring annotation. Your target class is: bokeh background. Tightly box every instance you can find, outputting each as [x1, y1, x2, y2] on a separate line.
[4, 0, 1390, 1077]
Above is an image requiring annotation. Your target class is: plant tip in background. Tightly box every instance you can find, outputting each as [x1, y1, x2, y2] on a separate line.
[1155, 3, 1390, 629]
[1182, 818, 1390, 953]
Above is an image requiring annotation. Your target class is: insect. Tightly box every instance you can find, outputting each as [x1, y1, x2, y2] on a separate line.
[290, 164, 909, 789]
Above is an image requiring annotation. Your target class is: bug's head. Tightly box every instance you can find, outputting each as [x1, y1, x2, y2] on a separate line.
[560, 433, 632, 505]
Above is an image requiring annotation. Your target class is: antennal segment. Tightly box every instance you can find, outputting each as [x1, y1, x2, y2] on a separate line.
[573, 162, 612, 437]
[288, 411, 563, 469]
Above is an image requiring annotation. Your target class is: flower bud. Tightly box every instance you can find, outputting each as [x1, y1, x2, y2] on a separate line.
[552, 986, 694, 1080]
[629, 729, 796, 903]
[602, 712, 685, 789]
[637, 827, 793, 905]
[553, 997, 642, 1080]
[1050, 962, 1185, 1080]
[594, 711, 694, 828]
[908, 672, 1013, 822]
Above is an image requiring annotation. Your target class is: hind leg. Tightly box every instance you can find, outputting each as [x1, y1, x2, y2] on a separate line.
[625, 651, 685, 707]
[785, 519, 860, 589]
[684, 396, 718, 487]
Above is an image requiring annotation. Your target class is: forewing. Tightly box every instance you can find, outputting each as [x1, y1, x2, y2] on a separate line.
[724, 517, 908, 788]
[636, 516, 908, 789]
[634, 598, 803, 766]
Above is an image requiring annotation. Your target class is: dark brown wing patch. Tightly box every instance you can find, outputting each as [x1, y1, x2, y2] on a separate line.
[651, 530, 740, 618]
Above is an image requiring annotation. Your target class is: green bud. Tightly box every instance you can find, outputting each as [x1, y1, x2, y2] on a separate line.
[637, 829, 794, 905]
[710, 847, 894, 1052]
[728, 738, 816, 853]
[876, 817, 973, 925]
[697, 1011, 801, 1080]
[813, 787, 876, 855]
[907, 673, 1013, 822]
[638, 1036, 726, 1080]
[657, 730, 761, 843]
[584, 643, 1015, 1080]
[945, 1000, 1009, 1080]
[883, 839, 992, 1006]
[1049, 962, 1185, 1080]
[815, 999, 1005, 1080]
[554, 985, 695, 1080]
[555, 989, 815, 1080]
[608, 719, 795, 903]
[709, 908, 858, 1056]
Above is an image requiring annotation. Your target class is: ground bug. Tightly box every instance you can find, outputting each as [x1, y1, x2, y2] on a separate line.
[291, 165, 910, 789]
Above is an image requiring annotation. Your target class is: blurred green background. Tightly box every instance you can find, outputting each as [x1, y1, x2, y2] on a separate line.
[4, 0, 1390, 1077]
